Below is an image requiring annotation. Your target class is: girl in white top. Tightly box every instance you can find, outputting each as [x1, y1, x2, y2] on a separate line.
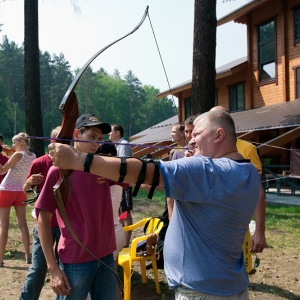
[0, 132, 36, 267]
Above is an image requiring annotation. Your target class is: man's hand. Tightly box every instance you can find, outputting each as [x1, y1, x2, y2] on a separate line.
[49, 265, 72, 296]
[251, 230, 266, 253]
[185, 149, 195, 157]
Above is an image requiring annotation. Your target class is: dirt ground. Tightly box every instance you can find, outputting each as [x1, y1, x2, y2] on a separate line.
[0, 199, 299, 300]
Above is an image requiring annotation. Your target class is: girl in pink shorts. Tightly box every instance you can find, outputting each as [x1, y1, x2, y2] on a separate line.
[0, 132, 36, 267]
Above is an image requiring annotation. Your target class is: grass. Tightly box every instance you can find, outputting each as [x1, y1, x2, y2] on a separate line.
[7, 192, 300, 253]
[135, 189, 166, 202]
[265, 205, 300, 251]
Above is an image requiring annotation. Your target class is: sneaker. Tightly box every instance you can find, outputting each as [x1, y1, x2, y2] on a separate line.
[26, 258, 31, 264]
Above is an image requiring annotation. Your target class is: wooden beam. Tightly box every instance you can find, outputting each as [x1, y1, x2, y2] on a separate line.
[132, 141, 173, 158]
[237, 131, 256, 140]
[257, 127, 300, 156]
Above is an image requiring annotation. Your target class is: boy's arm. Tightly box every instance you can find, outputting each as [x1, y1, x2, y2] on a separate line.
[38, 209, 71, 296]
[23, 174, 44, 192]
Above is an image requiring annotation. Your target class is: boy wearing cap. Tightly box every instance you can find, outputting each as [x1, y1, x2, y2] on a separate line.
[35, 114, 117, 299]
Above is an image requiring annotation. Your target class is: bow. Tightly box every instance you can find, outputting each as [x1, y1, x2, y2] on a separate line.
[52, 6, 149, 292]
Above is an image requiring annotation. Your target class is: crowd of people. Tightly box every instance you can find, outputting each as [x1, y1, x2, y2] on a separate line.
[0, 108, 266, 300]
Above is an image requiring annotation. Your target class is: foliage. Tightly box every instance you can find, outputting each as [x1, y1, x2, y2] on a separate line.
[0, 36, 177, 141]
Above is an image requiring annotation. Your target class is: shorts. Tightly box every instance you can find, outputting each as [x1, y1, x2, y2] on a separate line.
[0, 190, 27, 207]
[175, 287, 249, 300]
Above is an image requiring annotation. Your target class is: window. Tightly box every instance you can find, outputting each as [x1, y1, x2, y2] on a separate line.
[229, 83, 244, 112]
[296, 68, 300, 99]
[295, 6, 300, 42]
[258, 20, 276, 82]
[184, 97, 191, 120]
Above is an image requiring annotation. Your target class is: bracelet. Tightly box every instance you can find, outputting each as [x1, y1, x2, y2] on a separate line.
[84, 153, 94, 173]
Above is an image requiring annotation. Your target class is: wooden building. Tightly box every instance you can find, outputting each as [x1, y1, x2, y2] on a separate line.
[132, 0, 300, 175]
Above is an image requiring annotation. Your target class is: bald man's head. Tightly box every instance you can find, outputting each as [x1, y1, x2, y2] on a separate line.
[210, 106, 229, 113]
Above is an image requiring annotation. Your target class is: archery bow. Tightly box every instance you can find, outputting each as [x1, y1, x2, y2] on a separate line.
[53, 6, 149, 292]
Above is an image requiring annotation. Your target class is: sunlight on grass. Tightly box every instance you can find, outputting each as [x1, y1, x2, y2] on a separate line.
[265, 205, 300, 251]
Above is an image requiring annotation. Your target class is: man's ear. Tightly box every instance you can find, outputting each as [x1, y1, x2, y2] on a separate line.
[215, 128, 225, 143]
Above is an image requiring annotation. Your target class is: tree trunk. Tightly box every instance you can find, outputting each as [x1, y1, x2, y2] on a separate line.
[191, 0, 217, 115]
[24, 0, 44, 157]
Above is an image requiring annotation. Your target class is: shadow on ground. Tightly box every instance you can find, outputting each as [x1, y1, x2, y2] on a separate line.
[249, 282, 300, 299]
[122, 270, 174, 300]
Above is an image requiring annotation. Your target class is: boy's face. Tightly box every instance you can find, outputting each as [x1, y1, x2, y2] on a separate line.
[171, 125, 184, 143]
[184, 124, 194, 142]
[108, 127, 119, 142]
[74, 127, 103, 154]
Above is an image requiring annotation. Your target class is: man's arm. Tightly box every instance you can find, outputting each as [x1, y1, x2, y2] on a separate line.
[236, 140, 266, 253]
[38, 210, 71, 296]
[251, 184, 266, 253]
[49, 143, 163, 187]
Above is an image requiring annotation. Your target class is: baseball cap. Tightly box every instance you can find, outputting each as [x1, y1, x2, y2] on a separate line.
[75, 114, 111, 134]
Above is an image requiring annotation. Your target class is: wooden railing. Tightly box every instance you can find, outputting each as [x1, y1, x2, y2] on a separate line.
[262, 165, 300, 196]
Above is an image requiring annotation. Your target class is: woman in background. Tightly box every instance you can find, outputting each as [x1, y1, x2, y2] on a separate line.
[0, 132, 36, 267]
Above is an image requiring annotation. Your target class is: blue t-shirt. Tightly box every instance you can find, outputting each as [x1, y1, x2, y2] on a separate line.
[160, 155, 260, 296]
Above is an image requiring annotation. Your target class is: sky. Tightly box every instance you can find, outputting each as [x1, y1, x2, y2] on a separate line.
[0, 0, 249, 93]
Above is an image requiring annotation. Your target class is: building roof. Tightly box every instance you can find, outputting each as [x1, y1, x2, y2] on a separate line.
[130, 115, 179, 143]
[130, 100, 300, 144]
[216, 56, 247, 75]
[157, 56, 248, 99]
[233, 99, 300, 133]
[217, 0, 270, 26]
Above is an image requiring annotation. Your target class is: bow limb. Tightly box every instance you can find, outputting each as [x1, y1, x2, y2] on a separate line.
[59, 5, 149, 112]
[54, 5, 149, 202]
[52, 6, 149, 293]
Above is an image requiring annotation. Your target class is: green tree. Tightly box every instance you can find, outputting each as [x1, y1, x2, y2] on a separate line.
[142, 85, 177, 127]
[44, 53, 73, 136]
[0, 36, 25, 137]
[124, 70, 146, 136]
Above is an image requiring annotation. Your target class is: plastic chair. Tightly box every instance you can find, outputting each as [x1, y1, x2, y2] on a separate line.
[118, 217, 164, 300]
